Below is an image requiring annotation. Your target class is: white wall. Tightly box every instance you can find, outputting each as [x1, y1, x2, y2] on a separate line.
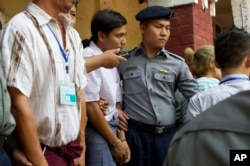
[148, 0, 198, 7]
[231, 0, 250, 32]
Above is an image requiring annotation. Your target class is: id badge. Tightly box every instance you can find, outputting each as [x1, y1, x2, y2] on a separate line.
[60, 82, 77, 105]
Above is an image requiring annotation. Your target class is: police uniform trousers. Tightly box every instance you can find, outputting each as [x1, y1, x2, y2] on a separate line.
[124, 119, 176, 166]
[0, 136, 12, 166]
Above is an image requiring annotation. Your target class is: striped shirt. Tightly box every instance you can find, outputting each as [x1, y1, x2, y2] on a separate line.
[0, 3, 87, 147]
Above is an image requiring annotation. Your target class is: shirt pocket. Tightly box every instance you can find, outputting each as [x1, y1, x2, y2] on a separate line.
[154, 72, 175, 93]
[123, 69, 143, 94]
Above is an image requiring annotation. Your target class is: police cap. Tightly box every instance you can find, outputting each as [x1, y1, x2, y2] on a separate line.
[135, 5, 174, 21]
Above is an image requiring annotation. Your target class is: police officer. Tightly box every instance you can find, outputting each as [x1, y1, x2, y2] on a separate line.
[118, 5, 199, 166]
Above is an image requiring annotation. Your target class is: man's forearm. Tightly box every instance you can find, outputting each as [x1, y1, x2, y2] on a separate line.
[87, 102, 118, 145]
[84, 56, 103, 73]
[8, 87, 47, 165]
[13, 107, 47, 165]
[78, 90, 87, 145]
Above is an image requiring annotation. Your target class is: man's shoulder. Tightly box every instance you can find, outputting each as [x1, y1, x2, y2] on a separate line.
[6, 12, 29, 26]
[3, 11, 36, 36]
[82, 47, 94, 57]
[82, 42, 102, 58]
[168, 90, 250, 166]
[191, 85, 223, 99]
[180, 90, 250, 135]
[165, 50, 184, 61]
[187, 85, 223, 113]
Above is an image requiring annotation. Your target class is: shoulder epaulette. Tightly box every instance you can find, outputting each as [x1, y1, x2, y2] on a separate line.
[165, 50, 184, 61]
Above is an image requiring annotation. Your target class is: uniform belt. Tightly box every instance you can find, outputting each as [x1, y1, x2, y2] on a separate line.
[128, 119, 175, 135]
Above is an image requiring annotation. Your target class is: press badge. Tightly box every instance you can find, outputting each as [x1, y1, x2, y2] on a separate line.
[60, 82, 77, 105]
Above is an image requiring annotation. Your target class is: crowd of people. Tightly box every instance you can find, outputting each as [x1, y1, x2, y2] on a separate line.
[165, 25, 250, 166]
[0, 0, 250, 166]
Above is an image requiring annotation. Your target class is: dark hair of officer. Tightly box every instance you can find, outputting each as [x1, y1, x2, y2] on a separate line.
[82, 10, 127, 48]
[215, 26, 250, 70]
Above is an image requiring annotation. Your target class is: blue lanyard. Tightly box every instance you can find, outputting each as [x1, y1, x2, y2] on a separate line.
[219, 77, 249, 85]
[46, 24, 69, 74]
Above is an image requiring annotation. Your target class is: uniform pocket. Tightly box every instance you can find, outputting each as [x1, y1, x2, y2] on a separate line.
[154, 72, 175, 82]
[154, 72, 175, 93]
[123, 69, 143, 94]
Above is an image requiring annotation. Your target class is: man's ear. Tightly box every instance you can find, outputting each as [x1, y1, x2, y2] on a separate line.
[98, 31, 105, 42]
[245, 55, 250, 68]
[139, 23, 146, 33]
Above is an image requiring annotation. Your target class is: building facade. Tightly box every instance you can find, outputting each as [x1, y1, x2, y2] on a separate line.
[0, 0, 249, 57]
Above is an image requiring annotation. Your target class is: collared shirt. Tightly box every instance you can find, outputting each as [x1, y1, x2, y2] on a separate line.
[82, 41, 121, 121]
[118, 45, 199, 126]
[0, 3, 87, 147]
[185, 74, 250, 122]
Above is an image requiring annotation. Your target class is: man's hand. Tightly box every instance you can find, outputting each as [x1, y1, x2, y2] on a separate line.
[111, 140, 131, 165]
[74, 146, 85, 166]
[118, 110, 129, 131]
[122, 141, 131, 164]
[98, 97, 109, 115]
[101, 49, 127, 68]
[11, 147, 32, 166]
[85, 48, 127, 73]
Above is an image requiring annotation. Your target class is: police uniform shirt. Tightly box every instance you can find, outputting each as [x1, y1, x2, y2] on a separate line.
[118, 45, 199, 126]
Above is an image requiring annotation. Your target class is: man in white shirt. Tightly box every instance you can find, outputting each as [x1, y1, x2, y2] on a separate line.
[82, 9, 130, 166]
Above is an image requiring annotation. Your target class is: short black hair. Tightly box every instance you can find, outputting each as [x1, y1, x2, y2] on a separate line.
[90, 9, 127, 43]
[215, 25, 250, 70]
